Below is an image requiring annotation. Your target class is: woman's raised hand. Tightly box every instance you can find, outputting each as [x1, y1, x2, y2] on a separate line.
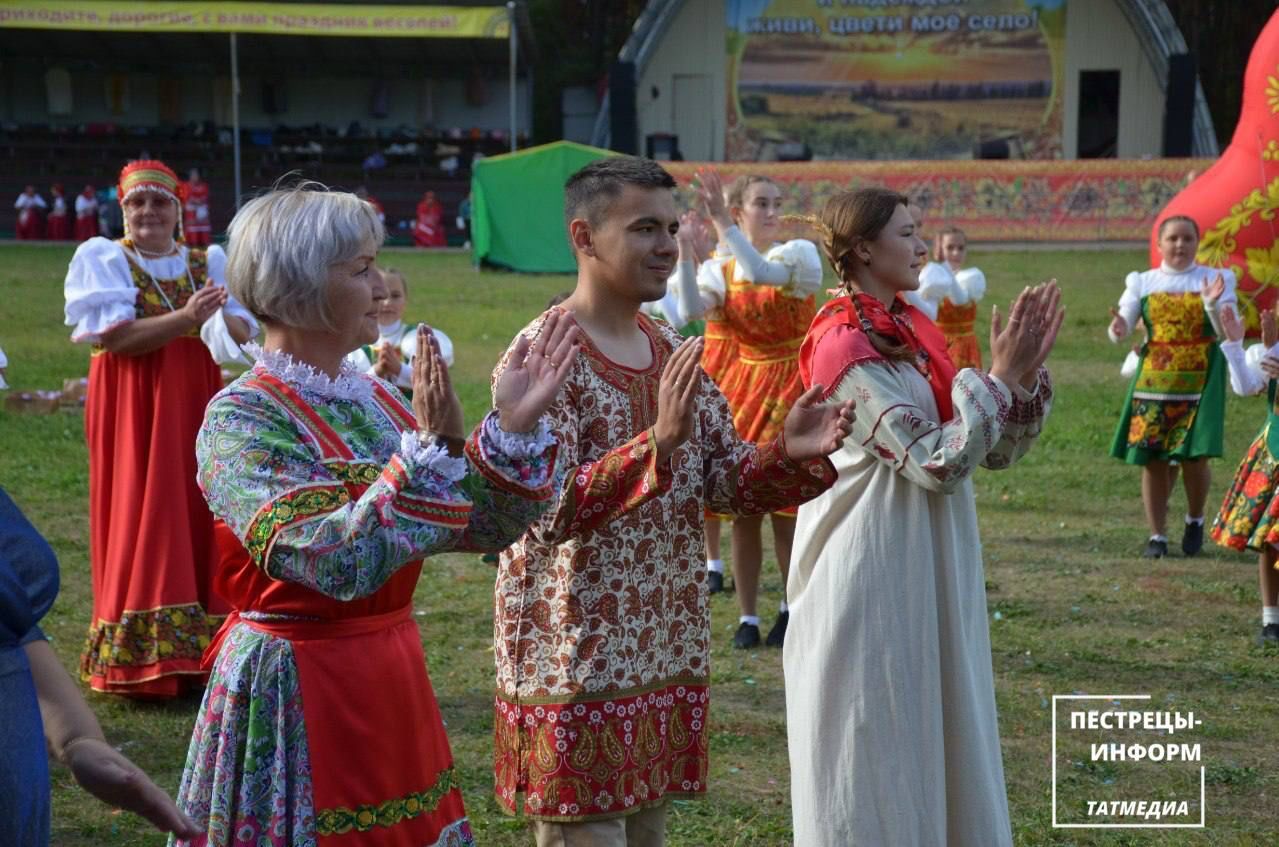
[412, 325, 464, 439]
[693, 168, 732, 229]
[990, 283, 1061, 387]
[181, 284, 227, 327]
[494, 309, 580, 433]
[1023, 281, 1065, 374]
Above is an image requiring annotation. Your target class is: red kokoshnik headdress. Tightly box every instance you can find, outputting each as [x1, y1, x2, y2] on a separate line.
[117, 159, 187, 241]
[800, 292, 958, 421]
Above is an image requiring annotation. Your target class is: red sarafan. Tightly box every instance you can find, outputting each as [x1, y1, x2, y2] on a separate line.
[1152, 9, 1279, 329]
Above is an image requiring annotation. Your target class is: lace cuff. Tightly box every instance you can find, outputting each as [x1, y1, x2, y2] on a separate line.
[399, 430, 468, 482]
[481, 413, 556, 458]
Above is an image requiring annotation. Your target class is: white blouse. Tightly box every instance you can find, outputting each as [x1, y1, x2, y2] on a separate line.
[1110, 262, 1237, 343]
[63, 237, 258, 346]
[903, 261, 960, 319]
[345, 320, 455, 389]
[676, 226, 823, 320]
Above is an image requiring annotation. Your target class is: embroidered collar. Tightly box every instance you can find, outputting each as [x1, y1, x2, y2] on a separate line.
[244, 342, 373, 402]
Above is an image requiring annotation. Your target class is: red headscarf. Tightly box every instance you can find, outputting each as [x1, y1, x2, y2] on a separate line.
[800, 291, 958, 421]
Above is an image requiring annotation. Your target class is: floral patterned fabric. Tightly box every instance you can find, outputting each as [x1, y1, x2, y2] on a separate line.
[1111, 288, 1227, 465]
[936, 299, 982, 370]
[1212, 381, 1279, 552]
[173, 350, 559, 847]
[491, 310, 836, 822]
[80, 603, 221, 684]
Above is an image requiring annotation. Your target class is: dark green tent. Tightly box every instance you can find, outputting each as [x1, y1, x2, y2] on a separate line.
[470, 140, 615, 273]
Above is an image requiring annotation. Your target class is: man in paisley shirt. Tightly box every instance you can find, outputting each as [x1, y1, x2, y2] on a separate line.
[490, 156, 856, 846]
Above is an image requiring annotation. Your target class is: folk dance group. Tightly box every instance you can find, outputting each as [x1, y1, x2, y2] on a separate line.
[3, 152, 1073, 847]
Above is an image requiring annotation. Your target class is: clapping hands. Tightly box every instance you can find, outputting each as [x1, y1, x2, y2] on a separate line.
[493, 310, 581, 433]
[990, 281, 1064, 388]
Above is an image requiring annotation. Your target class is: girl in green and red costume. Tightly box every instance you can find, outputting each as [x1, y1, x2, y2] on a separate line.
[1108, 216, 1235, 559]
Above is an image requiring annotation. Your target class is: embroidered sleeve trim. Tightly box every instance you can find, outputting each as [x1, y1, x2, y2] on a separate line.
[244, 484, 350, 566]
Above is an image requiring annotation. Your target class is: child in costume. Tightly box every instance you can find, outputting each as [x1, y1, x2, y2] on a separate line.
[1108, 215, 1235, 559]
[347, 266, 453, 399]
[677, 168, 825, 647]
[933, 225, 987, 369]
[1209, 302, 1279, 645]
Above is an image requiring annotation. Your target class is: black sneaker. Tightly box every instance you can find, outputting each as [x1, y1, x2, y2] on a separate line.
[1259, 623, 1279, 646]
[1181, 522, 1205, 556]
[707, 571, 725, 595]
[765, 610, 789, 647]
[733, 622, 761, 649]
[1142, 538, 1168, 559]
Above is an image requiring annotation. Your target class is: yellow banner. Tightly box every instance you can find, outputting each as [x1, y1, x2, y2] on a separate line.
[0, 1, 510, 38]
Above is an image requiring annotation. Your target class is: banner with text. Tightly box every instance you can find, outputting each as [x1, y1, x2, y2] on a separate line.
[0, 1, 510, 38]
[726, 0, 1066, 161]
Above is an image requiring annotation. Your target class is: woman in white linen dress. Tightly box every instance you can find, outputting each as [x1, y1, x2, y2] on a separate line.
[784, 188, 1063, 846]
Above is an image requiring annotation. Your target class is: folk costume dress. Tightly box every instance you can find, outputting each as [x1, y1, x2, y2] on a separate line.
[785, 293, 1053, 847]
[690, 229, 823, 450]
[65, 236, 259, 697]
[491, 310, 837, 823]
[1109, 263, 1235, 465]
[183, 180, 212, 247]
[902, 260, 961, 322]
[75, 189, 99, 242]
[173, 347, 562, 847]
[936, 266, 987, 370]
[346, 320, 455, 398]
[45, 191, 70, 240]
[1211, 340, 1279, 550]
[14, 191, 45, 240]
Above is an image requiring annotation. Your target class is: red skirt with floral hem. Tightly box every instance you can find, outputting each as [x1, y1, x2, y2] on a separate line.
[80, 336, 228, 697]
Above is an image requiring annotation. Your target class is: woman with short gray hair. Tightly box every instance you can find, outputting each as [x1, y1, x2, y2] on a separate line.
[171, 184, 579, 847]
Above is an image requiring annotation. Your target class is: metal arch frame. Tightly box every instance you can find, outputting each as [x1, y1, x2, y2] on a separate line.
[589, 0, 683, 151]
[591, 0, 1219, 158]
[1113, 0, 1218, 156]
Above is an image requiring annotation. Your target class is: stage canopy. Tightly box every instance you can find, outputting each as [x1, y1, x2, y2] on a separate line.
[471, 141, 615, 273]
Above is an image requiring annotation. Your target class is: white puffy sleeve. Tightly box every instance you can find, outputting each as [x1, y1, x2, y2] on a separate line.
[761, 239, 824, 296]
[916, 262, 960, 305]
[955, 267, 987, 304]
[683, 256, 731, 318]
[1110, 271, 1143, 342]
[64, 237, 138, 344]
[205, 245, 260, 338]
[1222, 340, 1267, 397]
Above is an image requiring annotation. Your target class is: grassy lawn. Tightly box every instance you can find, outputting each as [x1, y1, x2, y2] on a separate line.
[2, 242, 1276, 846]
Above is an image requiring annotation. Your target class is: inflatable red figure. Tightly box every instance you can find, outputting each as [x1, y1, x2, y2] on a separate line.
[1153, 9, 1279, 329]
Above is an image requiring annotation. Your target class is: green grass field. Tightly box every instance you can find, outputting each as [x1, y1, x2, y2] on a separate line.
[2, 242, 1276, 846]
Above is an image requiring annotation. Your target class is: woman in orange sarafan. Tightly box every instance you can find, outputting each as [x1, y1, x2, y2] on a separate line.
[676, 168, 823, 649]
